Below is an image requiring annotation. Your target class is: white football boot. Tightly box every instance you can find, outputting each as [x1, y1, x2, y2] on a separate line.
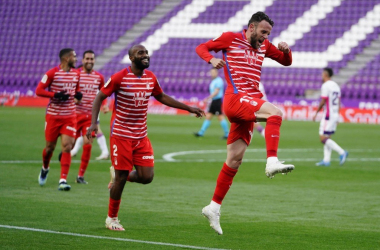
[265, 160, 295, 179]
[105, 216, 125, 231]
[96, 153, 109, 160]
[202, 205, 223, 235]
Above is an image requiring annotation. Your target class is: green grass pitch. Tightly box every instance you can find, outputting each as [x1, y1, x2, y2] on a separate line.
[0, 107, 379, 249]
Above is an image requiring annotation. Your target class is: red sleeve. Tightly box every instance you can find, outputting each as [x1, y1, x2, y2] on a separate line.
[100, 73, 122, 97]
[35, 69, 55, 98]
[152, 74, 163, 97]
[98, 74, 107, 106]
[98, 74, 105, 90]
[265, 41, 292, 66]
[195, 32, 234, 63]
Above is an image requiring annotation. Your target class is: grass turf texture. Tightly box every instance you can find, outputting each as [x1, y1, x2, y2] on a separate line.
[0, 106, 379, 250]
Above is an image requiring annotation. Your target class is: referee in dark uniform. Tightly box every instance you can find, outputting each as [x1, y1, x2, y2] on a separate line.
[194, 68, 229, 139]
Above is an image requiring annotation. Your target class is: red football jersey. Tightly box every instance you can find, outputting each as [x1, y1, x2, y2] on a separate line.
[76, 68, 105, 115]
[35, 65, 80, 117]
[101, 66, 163, 140]
[196, 30, 292, 98]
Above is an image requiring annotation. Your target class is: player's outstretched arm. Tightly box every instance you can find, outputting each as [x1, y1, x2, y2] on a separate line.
[86, 91, 107, 140]
[154, 93, 205, 118]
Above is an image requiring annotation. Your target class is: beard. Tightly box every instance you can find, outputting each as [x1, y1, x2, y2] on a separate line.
[134, 58, 150, 70]
[68, 60, 76, 69]
[85, 63, 93, 71]
[250, 33, 259, 49]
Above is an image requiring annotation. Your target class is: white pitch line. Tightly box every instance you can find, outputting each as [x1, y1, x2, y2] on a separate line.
[161, 158, 380, 163]
[162, 148, 380, 162]
[0, 225, 228, 250]
[1, 149, 378, 164]
[0, 160, 83, 164]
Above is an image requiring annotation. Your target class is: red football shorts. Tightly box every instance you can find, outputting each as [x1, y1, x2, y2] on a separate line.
[223, 93, 266, 145]
[45, 114, 77, 142]
[110, 136, 154, 171]
[76, 114, 92, 139]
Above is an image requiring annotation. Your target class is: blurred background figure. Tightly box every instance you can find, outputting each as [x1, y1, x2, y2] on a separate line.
[194, 68, 229, 139]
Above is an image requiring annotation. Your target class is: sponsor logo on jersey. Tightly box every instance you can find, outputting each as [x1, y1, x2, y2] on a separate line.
[244, 50, 257, 66]
[41, 74, 48, 84]
[133, 92, 146, 107]
[142, 155, 154, 160]
[73, 76, 78, 81]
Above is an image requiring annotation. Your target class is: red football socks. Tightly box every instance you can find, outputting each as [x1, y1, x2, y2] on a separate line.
[60, 152, 71, 179]
[212, 163, 238, 204]
[42, 148, 52, 169]
[265, 115, 282, 158]
[78, 144, 92, 177]
[108, 198, 121, 218]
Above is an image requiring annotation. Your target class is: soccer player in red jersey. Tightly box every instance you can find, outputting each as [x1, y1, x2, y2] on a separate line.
[195, 12, 295, 234]
[36, 48, 83, 191]
[73, 50, 105, 184]
[86, 44, 205, 231]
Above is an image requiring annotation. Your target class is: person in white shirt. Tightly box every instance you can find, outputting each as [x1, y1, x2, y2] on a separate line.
[313, 68, 348, 166]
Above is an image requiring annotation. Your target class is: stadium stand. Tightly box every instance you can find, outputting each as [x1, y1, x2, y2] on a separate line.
[1, 0, 379, 107]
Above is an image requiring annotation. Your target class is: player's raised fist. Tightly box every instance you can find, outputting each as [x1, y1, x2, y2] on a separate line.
[278, 42, 290, 54]
[210, 58, 226, 69]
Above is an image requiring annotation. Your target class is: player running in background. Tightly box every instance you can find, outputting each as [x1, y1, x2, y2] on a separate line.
[196, 12, 295, 234]
[35, 48, 82, 191]
[313, 68, 348, 166]
[194, 68, 229, 139]
[86, 44, 205, 231]
[72, 50, 105, 184]
[71, 59, 110, 161]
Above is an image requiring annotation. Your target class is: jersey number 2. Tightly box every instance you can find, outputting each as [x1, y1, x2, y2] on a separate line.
[332, 92, 339, 105]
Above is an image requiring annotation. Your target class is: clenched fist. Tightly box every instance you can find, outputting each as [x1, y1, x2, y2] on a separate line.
[209, 58, 226, 69]
[278, 42, 290, 54]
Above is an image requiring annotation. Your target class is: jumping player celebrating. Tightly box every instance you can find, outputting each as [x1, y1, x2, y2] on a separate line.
[36, 48, 82, 191]
[86, 44, 205, 231]
[195, 12, 295, 234]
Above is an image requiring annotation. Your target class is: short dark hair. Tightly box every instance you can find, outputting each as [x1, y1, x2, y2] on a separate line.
[248, 11, 274, 27]
[83, 50, 95, 58]
[59, 48, 74, 59]
[323, 67, 334, 77]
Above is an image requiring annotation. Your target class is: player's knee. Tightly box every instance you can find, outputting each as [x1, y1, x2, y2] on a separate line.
[271, 107, 283, 117]
[45, 145, 55, 153]
[61, 144, 72, 152]
[229, 159, 242, 169]
[320, 137, 329, 144]
[141, 174, 154, 185]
